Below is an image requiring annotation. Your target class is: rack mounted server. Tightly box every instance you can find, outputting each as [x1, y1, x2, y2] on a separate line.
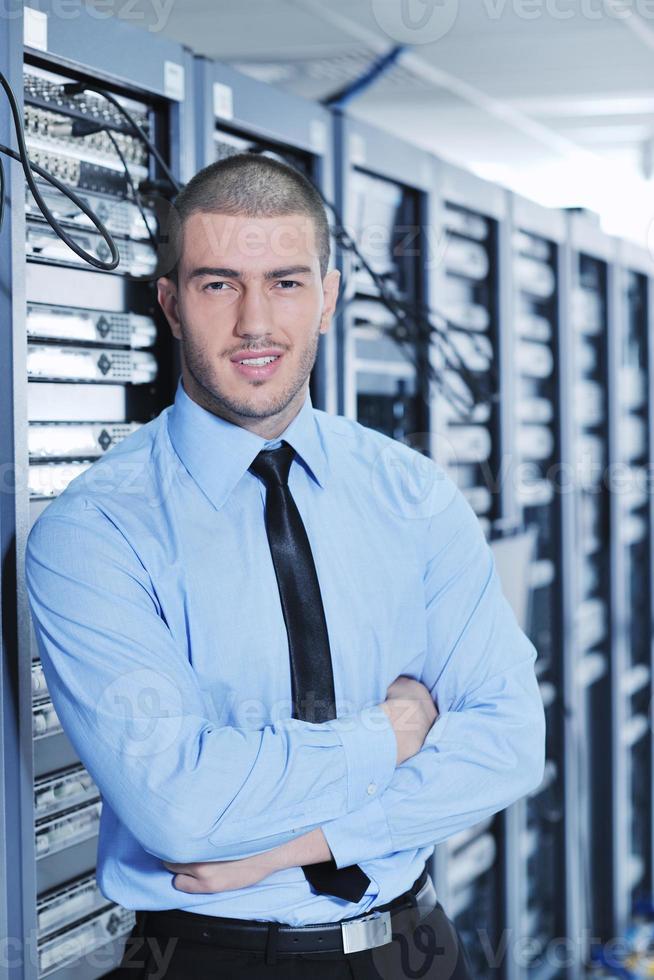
[1, 11, 654, 980]
[1, 5, 192, 978]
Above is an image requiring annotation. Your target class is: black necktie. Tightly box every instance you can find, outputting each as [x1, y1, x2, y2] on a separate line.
[248, 441, 371, 903]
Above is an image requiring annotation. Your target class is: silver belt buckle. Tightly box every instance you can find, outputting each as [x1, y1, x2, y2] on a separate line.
[414, 874, 438, 920]
[341, 910, 393, 954]
[341, 873, 437, 954]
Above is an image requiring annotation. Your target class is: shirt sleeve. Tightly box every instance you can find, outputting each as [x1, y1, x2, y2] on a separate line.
[24, 501, 398, 865]
[321, 468, 546, 869]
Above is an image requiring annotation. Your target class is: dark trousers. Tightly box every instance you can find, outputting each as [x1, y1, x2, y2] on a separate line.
[114, 894, 474, 980]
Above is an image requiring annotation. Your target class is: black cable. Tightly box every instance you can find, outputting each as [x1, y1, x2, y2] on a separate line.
[328, 195, 496, 400]
[62, 81, 181, 196]
[323, 181, 498, 412]
[388, 289, 498, 409]
[105, 129, 158, 252]
[392, 288, 498, 376]
[0, 140, 122, 270]
[0, 70, 120, 271]
[332, 209, 492, 416]
[0, 155, 4, 237]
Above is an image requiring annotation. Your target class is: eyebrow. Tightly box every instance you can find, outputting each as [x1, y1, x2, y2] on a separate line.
[187, 265, 313, 282]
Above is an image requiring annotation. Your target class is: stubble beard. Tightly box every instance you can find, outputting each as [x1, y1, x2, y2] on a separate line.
[179, 317, 322, 421]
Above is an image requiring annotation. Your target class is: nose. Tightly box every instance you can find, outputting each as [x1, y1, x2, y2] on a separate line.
[234, 284, 270, 342]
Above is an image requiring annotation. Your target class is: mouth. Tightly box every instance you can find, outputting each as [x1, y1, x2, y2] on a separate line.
[229, 351, 285, 380]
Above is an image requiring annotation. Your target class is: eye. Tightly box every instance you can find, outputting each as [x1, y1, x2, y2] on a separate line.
[204, 281, 231, 292]
[275, 280, 301, 289]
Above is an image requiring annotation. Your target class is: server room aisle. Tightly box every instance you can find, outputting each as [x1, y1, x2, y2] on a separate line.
[2, 4, 654, 980]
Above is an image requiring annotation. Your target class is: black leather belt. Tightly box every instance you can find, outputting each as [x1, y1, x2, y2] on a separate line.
[137, 865, 438, 956]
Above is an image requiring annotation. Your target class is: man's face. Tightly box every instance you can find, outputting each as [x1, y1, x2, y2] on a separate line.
[157, 211, 339, 433]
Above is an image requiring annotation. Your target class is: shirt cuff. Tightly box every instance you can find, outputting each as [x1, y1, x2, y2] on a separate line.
[321, 796, 395, 869]
[329, 703, 397, 811]
[422, 710, 452, 746]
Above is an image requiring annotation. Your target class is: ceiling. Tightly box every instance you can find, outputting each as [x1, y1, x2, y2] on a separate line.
[109, 0, 654, 244]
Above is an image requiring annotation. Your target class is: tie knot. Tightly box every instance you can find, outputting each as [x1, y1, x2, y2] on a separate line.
[248, 442, 296, 487]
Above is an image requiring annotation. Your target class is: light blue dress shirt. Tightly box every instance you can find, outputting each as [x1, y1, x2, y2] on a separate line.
[25, 375, 546, 925]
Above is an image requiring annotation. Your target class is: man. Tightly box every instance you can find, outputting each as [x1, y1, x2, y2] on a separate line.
[25, 153, 546, 979]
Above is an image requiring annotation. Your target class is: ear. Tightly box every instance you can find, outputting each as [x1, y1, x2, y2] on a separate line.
[157, 276, 182, 341]
[319, 268, 341, 335]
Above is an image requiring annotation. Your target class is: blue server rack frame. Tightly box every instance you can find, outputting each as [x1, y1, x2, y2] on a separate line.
[608, 239, 654, 939]
[430, 158, 511, 980]
[330, 110, 436, 449]
[506, 192, 568, 980]
[561, 209, 617, 978]
[0, 5, 193, 979]
[432, 159, 509, 538]
[0, 9, 28, 978]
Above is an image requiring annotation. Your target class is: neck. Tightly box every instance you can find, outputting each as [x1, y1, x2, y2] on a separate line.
[180, 369, 308, 440]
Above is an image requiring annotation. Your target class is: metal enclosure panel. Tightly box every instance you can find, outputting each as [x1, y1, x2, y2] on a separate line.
[614, 238, 654, 277]
[561, 210, 619, 975]
[25, 0, 189, 98]
[608, 239, 654, 936]
[2, 6, 193, 977]
[557, 226, 581, 980]
[0, 12, 30, 979]
[512, 193, 567, 244]
[429, 155, 508, 532]
[428, 156, 510, 978]
[568, 209, 615, 262]
[331, 109, 435, 436]
[608, 255, 629, 937]
[194, 57, 332, 167]
[439, 159, 508, 222]
[504, 191, 569, 980]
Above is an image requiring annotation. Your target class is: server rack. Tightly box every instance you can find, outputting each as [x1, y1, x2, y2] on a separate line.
[0, 5, 192, 977]
[608, 240, 654, 938]
[0, 11, 25, 974]
[330, 111, 435, 443]
[506, 193, 568, 980]
[429, 160, 511, 978]
[193, 57, 336, 413]
[431, 160, 509, 540]
[560, 210, 616, 975]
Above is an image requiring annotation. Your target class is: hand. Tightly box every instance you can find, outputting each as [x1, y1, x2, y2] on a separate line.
[163, 850, 282, 894]
[163, 827, 334, 893]
[381, 675, 439, 765]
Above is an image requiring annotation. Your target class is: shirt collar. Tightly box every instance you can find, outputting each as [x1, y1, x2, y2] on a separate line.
[167, 376, 328, 511]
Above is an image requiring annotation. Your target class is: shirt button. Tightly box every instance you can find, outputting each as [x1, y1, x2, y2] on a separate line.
[367, 782, 377, 796]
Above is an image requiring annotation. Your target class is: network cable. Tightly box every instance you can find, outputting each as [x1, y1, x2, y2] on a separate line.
[62, 81, 181, 197]
[0, 69, 120, 271]
[104, 129, 159, 253]
[332, 213, 496, 416]
[247, 143, 495, 416]
[0, 155, 4, 237]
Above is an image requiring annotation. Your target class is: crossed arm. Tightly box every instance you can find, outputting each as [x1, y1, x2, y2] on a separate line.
[25, 470, 545, 897]
[164, 821, 345, 893]
[164, 676, 439, 893]
[163, 482, 547, 894]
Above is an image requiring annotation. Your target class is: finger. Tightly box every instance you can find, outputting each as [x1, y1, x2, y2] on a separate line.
[171, 874, 203, 893]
